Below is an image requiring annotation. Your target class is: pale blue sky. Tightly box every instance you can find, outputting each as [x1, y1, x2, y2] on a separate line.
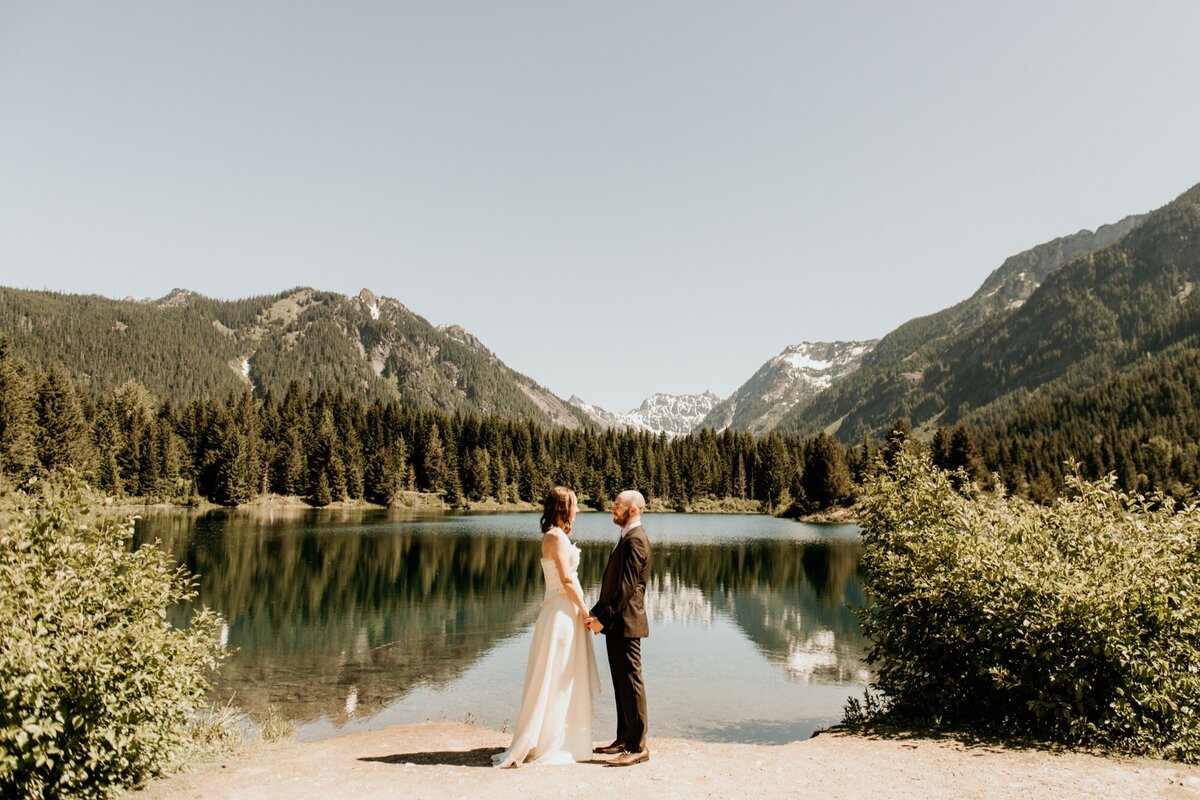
[2, 2, 1199, 411]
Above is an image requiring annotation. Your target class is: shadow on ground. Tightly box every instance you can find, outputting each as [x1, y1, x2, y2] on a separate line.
[360, 747, 504, 768]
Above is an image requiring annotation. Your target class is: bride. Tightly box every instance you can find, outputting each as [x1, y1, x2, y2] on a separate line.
[493, 486, 600, 768]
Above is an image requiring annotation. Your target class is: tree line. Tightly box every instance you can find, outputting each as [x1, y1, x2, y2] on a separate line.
[0, 338, 867, 511]
[3, 334, 1193, 509]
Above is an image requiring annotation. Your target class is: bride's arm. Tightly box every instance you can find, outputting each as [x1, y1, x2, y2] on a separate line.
[549, 532, 590, 619]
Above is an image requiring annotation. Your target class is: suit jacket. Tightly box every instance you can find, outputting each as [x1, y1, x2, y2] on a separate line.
[590, 525, 651, 638]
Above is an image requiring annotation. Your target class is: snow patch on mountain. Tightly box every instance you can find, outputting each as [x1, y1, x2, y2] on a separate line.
[569, 391, 722, 436]
[699, 341, 877, 434]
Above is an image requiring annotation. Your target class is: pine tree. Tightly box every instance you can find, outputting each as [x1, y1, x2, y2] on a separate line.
[733, 453, 748, 499]
[90, 403, 124, 494]
[422, 424, 448, 493]
[948, 424, 986, 486]
[930, 427, 953, 471]
[35, 365, 92, 474]
[758, 433, 793, 511]
[312, 470, 333, 507]
[365, 434, 407, 505]
[490, 450, 509, 503]
[801, 433, 854, 510]
[518, 453, 541, 502]
[464, 446, 492, 501]
[308, 406, 345, 503]
[112, 380, 156, 494]
[210, 410, 252, 506]
[0, 337, 39, 481]
[883, 417, 913, 466]
[273, 428, 306, 495]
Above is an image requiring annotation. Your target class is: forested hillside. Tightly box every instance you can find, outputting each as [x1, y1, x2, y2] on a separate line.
[779, 212, 1148, 439]
[0, 337, 868, 512]
[0, 286, 593, 429]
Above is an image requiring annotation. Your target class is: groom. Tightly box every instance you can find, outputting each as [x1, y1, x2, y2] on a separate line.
[587, 489, 651, 767]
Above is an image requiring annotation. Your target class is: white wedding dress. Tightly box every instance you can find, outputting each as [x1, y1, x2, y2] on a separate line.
[492, 541, 600, 767]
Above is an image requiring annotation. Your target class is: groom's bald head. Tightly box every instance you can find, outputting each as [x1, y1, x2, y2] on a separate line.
[612, 490, 646, 526]
[616, 490, 646, 513]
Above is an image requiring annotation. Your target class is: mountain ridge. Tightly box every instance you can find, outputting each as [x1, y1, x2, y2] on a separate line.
[699, 341, 877, 435]
[0, 285, 595, 430]
[778, 210, 1153, 439]
[568, 391, 722, 436]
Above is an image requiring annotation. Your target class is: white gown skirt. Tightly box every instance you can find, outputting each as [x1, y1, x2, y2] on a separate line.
[492, 587, 601, 767]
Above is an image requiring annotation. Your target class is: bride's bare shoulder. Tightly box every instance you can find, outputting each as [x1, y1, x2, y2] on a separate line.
[541, 527, 568, 555]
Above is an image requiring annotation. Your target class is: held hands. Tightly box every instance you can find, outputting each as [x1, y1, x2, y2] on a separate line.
[584, 615, 603, 634]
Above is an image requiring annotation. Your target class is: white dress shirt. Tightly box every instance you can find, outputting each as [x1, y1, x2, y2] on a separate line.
[618, 518, 643, 546]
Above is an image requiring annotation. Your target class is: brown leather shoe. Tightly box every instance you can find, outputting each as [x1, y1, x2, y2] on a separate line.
[593, 740, 624, 755]
[606, 749, 649, 767]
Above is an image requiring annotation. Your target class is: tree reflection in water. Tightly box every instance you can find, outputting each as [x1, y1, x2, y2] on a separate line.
[136, 509, 868, 729]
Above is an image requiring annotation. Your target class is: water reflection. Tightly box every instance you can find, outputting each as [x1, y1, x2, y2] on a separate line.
[136, 509, 868, 739]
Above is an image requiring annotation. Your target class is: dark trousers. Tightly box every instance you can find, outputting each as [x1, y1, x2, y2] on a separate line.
[605, 634, 648, 751]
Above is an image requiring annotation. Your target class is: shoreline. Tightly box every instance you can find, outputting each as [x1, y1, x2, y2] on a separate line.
[135, 721, 1200, 800]
[110, 494, 843, 520]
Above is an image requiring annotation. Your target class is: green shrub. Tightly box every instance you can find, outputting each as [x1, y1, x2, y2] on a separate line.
[852, 450, 1200, 761]
[0, 475, 226, 798]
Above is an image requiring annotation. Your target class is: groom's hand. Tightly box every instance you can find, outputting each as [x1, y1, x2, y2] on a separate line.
[587, 617, 603, 634]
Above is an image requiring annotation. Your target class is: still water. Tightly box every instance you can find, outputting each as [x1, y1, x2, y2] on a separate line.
[135, 509, 869, 745]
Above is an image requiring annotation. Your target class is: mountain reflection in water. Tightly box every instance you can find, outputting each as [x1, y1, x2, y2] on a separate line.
[135, 509, 869, 741]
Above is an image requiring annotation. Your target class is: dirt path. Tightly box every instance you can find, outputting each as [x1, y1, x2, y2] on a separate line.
[133, 722, 1200, 800]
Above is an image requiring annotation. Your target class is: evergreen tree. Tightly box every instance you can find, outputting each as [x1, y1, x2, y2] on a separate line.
[273, 428, 307, 495]
[801, 433, 854, 510]
[90, 403, 123, 494]
[518, 453, 541, 502]
[35, 365, 92, 474]
[365, 434, 407, 506]
[308, 406, 346, 503]
[758, 433, 793, 511]
[0, 338, 39, 481]
[489, 450, 509, 503]
[948, 424, 986, 486]
[463, 446, 492, 501]
[733, 453, 748, 499]
[112, 381, 156, 494]
[421, 424, 448, 493]
[930, 427, 953, 471]
[210, 410, 253, 505]
[883, 417, 913, 466]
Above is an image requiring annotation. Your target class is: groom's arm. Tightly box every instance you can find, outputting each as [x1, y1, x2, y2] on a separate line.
[590, 536, 649, 630]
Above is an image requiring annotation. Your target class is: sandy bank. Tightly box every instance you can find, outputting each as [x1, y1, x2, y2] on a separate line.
[134, 722, 1200, 800]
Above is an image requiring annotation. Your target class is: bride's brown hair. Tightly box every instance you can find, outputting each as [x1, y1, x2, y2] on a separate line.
[540, 486, 578, 534]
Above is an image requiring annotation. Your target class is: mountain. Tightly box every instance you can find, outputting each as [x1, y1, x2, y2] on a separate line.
[699, 341, 877, 435]
[568, 391, 722, 436]
[567, 396, 650, 432]
[0, 286, 594, 429]
[628, 391, 722, 435]
[778, 211, 1150, 440]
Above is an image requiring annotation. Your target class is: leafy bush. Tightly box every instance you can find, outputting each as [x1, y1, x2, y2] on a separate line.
[0, 475, 226, 798]
[852, 450, 1200, 761]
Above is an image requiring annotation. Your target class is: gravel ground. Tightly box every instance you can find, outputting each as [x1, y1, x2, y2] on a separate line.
[132, 722, 1200, 800]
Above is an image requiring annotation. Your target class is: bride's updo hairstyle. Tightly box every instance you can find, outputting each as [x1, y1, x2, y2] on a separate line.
[540, 486, 578, 535]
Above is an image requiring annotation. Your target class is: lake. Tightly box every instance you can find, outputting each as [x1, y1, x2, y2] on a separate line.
[134, 508, 870, 745]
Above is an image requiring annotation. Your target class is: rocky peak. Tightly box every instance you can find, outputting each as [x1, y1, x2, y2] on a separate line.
[571, 391, 723, 436]
[156, 288, 195, 308]
[438, 324, 497, 359]
[700, 340, 877, 434]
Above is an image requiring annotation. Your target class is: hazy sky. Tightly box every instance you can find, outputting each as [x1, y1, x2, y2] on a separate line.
[3, 2, 1199, 411]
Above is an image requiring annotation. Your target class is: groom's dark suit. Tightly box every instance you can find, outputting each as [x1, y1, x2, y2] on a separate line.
[590, 523, 651, 753]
